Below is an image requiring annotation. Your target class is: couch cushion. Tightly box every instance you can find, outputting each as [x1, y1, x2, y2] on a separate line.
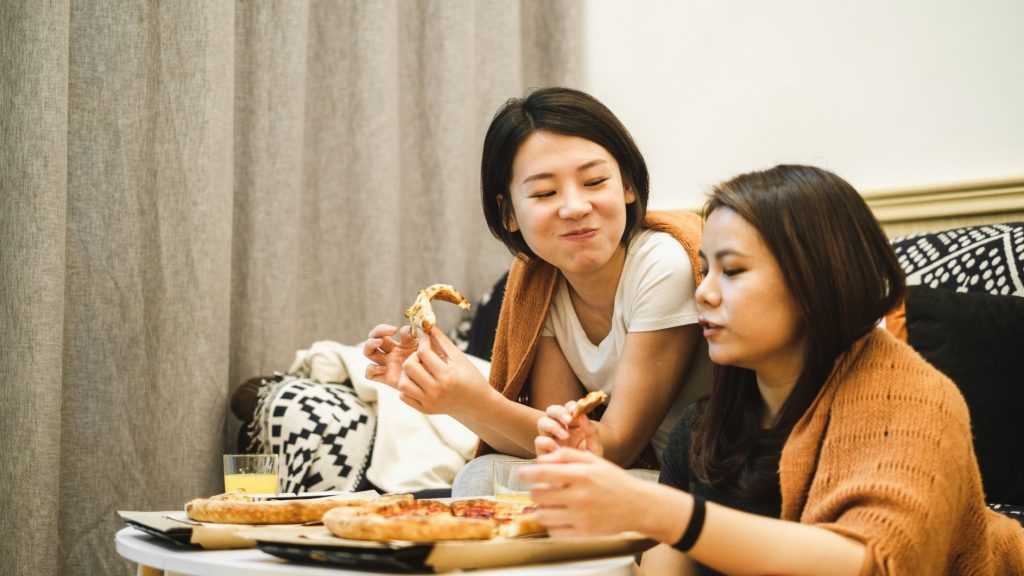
[905, 285, 1024, 504]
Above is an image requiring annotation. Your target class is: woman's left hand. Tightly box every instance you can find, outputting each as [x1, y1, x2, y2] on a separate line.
[397, 327, 490, 416]
[517, 448, 649, 537]
[535, 402, 604, 458]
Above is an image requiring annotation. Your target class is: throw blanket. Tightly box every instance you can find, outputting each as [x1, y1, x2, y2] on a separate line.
[249, 375, 375, 493]
[248, 341, 482, 493]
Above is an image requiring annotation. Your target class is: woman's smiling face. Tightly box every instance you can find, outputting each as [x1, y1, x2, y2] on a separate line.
[503, 130, 635, 278]
[695, 207, 806, 382]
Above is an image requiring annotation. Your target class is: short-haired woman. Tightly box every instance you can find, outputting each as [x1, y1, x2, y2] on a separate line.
[364, 87, 712, 495]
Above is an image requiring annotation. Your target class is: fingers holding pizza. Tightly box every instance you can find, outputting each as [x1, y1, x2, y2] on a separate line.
[398, 326, 491, 416]
[363, 284, 469, 389]
[535, 391, 608, 457]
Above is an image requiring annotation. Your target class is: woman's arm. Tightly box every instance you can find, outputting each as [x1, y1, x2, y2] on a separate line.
[536, 324, 703, 466]
[640, 544, 698, 576]
[521, 449, 866, 576]
[398, 329, 579, 457]
[597, 323, 702, 465]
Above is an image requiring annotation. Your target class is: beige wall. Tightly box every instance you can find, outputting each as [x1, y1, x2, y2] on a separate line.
[581, 0, 1024, 212]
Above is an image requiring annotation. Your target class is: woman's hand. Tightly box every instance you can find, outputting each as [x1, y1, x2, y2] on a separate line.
[362, 324, 418, 388]
[535, 402, 604, 458]
[518, 448, 653, 537]
[397, 327, 491, 416]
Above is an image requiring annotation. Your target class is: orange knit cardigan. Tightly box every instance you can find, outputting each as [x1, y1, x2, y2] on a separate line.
[475, 210, 704, 457]
[782, 328, 1024, 575]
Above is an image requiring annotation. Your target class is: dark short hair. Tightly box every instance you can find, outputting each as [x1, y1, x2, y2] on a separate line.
[691, 164, 906, 498]
[480, 87, 649, 259]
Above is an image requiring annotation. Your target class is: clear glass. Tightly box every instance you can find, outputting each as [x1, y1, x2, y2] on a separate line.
[223, 454, 279, 495]
[493, 459, 534, 503]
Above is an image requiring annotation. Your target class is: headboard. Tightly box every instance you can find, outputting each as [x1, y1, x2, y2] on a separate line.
[862, 175, 1024, 238]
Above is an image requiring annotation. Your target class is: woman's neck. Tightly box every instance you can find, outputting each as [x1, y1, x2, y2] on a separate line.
[756, 367, 802, 425]
[563, 245, 628, 345]
[562, 244, 628, 310]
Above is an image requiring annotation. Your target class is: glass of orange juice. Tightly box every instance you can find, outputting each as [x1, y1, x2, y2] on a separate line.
[493, 459, 534, 503]
[223, 454, 279, 495]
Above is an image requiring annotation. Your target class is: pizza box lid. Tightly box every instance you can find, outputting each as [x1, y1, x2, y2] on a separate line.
[237, 527, 656, 573]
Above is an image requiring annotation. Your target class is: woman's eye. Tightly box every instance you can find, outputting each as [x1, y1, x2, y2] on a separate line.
[530, 191, 556, 199]
[723, 268, 744, 277]
[585, 177, 609, 187]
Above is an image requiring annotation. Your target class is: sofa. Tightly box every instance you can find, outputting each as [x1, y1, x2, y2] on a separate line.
[884, 220, 1024, 525]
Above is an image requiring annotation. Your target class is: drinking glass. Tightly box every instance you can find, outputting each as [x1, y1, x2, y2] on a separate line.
[223, 454, 279, 495]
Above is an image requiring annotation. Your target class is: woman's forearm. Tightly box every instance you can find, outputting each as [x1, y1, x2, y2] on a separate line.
[639, 484, 867, 576]
[449, 388, 548, 458]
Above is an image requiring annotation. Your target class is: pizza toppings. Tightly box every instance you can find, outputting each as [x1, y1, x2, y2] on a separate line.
[571, 390, 608, 420]
[323, 495, 546, 542]
[185, 491, 546, 542]
[404, 283, 471, 332]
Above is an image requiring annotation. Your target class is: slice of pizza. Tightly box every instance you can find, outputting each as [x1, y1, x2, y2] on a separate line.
[571, 390, 608, 420]
[404, 283, 471, 332]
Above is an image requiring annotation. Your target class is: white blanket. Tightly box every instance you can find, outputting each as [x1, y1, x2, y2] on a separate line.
[287, 340, 483, 492]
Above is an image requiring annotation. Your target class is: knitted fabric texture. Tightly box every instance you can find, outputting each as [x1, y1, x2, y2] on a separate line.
[476, 210, 704, 457]
[781, 328, 1024, 575]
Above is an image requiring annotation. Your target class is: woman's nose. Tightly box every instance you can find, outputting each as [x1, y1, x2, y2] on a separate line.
[695, 274, 719, 309]
[558, 186, 591, 219]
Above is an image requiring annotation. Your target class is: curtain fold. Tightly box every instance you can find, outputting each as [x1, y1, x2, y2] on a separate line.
[1, 1, 581, 574]
[1, 2, 70, 576]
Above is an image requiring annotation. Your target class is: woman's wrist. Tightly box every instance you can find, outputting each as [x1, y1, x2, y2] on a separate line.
[635, 482, 695, 544]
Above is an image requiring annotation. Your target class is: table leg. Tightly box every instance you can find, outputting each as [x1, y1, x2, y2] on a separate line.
[137, 565, 162, 576]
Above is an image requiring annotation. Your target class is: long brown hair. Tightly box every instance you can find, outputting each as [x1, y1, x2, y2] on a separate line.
[690, 165, 905, 498]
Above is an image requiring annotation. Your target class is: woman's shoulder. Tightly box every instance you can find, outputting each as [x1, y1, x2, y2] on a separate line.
[833, 329, 972, 429]
[626, 229, 693, 272]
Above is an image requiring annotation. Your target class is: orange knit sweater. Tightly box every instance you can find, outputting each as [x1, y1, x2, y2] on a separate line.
[476, 210, 704, 457]
[781, 328, 1024, 575]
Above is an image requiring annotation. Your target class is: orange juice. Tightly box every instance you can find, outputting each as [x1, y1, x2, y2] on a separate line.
[224, 473, 278, 494]
[494, 492, 533, 503]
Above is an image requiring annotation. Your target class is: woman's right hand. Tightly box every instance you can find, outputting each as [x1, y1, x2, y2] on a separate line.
[535, 401, 604, 458]
[362, 324, 418, 388]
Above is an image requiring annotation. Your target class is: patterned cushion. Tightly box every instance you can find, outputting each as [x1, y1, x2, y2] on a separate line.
[891, 221, 1024, 296]
[245, 374, 375, 493]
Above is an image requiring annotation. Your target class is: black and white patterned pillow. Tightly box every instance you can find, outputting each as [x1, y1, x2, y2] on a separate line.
[891, 222, 1024, 296]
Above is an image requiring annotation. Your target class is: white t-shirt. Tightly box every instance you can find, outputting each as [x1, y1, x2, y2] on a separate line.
[541, 229, 712, 465]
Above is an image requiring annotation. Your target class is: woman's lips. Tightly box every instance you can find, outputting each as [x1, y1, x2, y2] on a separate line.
[699, 319, 722, 338]
[562, 228, 597, 240]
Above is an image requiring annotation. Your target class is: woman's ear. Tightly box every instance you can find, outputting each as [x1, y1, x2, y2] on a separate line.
[497, 194, 519, 232]
[624, 185, 637, 205]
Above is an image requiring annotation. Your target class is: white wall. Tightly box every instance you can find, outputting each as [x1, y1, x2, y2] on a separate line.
[582, 0, 1024, 210]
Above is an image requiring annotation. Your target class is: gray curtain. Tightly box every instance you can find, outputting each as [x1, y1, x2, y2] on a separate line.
[0, 1, 581, 574]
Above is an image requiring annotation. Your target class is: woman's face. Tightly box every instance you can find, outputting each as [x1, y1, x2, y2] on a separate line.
[695, 207, 806, 384]
[503, 131, 635, 278]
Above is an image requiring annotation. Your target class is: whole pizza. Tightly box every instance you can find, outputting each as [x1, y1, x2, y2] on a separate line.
[322, 494, 546, 542]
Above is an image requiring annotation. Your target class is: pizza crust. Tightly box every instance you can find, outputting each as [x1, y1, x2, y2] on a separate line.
[404, 284, 471, 332]
[572, 390, 608, 419]
[185, 495, 367, 525]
